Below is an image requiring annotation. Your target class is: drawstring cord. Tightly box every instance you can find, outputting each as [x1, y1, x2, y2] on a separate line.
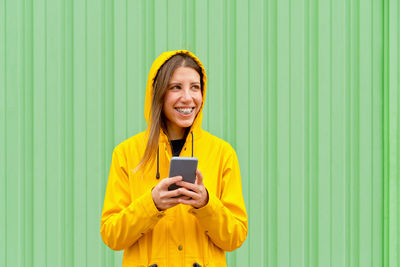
[156, 131, 194, 179]
[156, 147, 160, 179]
[191, 131, 194, 157]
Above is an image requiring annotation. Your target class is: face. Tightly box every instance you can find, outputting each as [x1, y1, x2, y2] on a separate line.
[162, 66, 203, 139]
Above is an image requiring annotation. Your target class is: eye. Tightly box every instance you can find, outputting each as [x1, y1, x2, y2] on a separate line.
[170, 85, 181, 90]
[191, 85, 201, 90]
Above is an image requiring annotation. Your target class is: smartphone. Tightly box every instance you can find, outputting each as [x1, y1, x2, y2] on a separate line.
[168, 157, 198, 191]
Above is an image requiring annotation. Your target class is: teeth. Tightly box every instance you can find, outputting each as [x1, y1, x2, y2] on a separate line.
[176, 108, 193, 115]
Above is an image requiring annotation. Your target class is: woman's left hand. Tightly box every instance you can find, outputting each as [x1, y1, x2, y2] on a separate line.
[175, 169, 209, 209]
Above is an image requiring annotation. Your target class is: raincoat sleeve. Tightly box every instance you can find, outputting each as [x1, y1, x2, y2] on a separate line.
[189, 148, 248, 251]
[100, 147, 164, 251]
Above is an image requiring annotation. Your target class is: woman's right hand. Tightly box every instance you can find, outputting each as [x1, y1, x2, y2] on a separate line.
[151, 176, 185, 211]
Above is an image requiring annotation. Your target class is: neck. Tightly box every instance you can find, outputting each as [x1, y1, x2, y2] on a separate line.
[166, 125, 186, 140]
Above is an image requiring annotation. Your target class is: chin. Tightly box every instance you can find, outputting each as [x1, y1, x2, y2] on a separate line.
[176, 120, 194, 128]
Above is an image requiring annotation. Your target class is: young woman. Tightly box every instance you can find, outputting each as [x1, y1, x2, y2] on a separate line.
[101, 50, 248, 267]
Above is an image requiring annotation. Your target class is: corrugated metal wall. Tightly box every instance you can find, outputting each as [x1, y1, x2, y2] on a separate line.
[0, 0, 399, 266]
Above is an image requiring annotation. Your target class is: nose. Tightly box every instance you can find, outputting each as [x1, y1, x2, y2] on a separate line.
[180, 87, 192, 101]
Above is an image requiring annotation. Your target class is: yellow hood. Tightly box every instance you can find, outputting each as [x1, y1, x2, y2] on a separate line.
[144, 50, 207, 134]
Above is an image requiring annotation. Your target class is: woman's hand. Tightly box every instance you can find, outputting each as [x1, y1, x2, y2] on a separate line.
[175, 169, 209, 209]
[151, 176, 186, 211]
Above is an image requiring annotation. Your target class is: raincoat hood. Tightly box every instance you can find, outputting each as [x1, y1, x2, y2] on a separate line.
[144, 50, 208, 135]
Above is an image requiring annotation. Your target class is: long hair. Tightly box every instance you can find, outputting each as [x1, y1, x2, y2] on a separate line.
[136, 53, 203, 173]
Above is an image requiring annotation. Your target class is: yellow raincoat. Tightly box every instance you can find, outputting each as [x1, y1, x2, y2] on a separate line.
[100, 50, 248, 267]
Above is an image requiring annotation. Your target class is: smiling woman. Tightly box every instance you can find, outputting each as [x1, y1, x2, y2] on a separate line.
[100, 50, 248, 267]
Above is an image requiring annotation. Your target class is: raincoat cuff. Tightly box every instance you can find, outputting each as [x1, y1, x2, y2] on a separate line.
[188, 192, 222, 218]
[137, 189, 165, 219]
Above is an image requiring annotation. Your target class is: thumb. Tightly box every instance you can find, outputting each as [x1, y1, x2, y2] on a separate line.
[195, 169, 203, 185]
[163, 176, 182, 188]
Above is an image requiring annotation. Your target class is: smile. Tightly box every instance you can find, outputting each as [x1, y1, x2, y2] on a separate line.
[175, 107, 195, 115]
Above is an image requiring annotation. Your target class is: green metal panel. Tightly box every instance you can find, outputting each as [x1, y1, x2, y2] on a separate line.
[384, 0, 400, 266]
[0, 0, 398, 266]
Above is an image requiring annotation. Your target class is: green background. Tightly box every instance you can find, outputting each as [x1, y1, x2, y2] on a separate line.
[1, 0, 399, 266]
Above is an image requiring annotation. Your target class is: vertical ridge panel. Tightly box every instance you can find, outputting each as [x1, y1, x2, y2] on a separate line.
[309, 0, 319, 266]
[23, 0, 34, 265]
[64, 0, 74, 266]
[385, 0, 399, 266]
[266, 0, 278, 266]
[277, 0, 290, 266]
[351, 0, 361, 266]
[32, 0, 47, 265]
[359, 0, 373, 266]
[45, 0, 63, 266]
[72, 0, 87, 265]
[344, 0, 351, 266]
[371, 1, 384, 267]
[234, 0, 249, 266]
[0, 0, 7, 266]
[4, 0, 20, 266]
[86, 0, 102, 265]
[290, 0, 305, 265]
[248, 0, 266, 265]
[331, 0, 346, 266]
[318, 0, 332, 266]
